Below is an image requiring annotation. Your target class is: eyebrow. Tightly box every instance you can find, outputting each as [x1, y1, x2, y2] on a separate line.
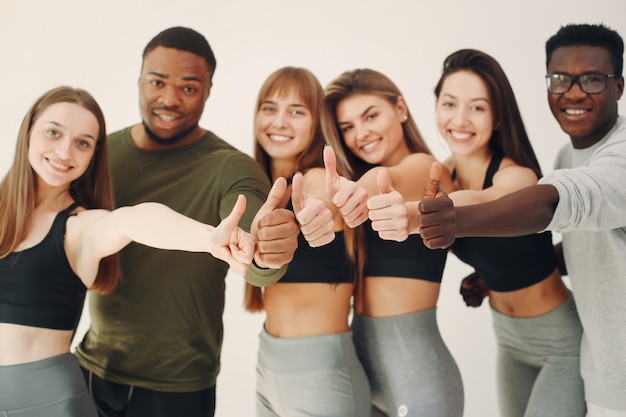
[261, 100, 308, 108]
[441, 93, 489, 103]
[148, 71, 203, 83]
[338, 105, 376, 126]
[44, 121, 96, 141]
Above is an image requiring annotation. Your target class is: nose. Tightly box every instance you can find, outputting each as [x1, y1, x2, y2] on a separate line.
[563, 79, 587, 100]
[271, 110, 288, 129]
[55, 138, 72, 159]
[354, 122, 369, 142]
[159, 85, 182, 107]
[452, 107, 468, 127]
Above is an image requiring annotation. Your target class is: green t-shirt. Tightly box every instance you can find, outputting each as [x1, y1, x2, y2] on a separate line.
[76, 127, 284, 391]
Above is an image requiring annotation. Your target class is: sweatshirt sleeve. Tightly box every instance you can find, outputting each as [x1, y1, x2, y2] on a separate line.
[539, 123, 626, 232]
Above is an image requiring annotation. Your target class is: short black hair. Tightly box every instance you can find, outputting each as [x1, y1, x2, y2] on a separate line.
[143, 26, 217, 77]
[546, 23, 624, 76]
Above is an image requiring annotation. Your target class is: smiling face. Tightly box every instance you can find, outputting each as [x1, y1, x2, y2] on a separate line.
[436, 70, 495, 158]
[255, 90, 314, 176]
[547, 45, 624, 149]
[28, 102, 99, 190]
[335, 93, 410, 167]
[138, 46, 212, 148]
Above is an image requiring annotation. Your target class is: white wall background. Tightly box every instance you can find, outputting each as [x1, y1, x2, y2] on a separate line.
[1, 1, 625, 416]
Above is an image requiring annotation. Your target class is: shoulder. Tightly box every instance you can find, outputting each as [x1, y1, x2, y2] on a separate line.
[493, 157, 538, 189]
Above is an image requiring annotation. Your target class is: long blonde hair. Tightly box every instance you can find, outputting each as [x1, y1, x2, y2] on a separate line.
[320, 69, 433, 306]
[0, 86, 120, 294]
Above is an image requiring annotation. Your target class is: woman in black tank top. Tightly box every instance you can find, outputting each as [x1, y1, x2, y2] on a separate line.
[0, 87, 257, 417]
[431, 50, 584, 417]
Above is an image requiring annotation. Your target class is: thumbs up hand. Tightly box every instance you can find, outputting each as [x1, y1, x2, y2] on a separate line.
[291, 171, 335, 247]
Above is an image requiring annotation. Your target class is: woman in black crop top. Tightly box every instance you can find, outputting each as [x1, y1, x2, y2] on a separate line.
[432, 49, 585, 417]
[0, 87, 257, 416]
[244, 67, 371, 416]
[433, 49, 585, 417]
[321, 69, 464, 417]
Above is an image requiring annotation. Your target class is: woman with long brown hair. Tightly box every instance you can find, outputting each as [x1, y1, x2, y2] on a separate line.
[0, 86, 254, 416]
[244, 66, 371, 417]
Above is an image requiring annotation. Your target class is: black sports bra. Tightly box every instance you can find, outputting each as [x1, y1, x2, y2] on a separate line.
[279, 199, 354, 284]
[363, 220, 447, 283]
[0, 203, 87, 330]
[451, 154, 557, 292]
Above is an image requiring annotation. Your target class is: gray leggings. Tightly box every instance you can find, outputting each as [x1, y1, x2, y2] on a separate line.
[493, 294, 586, 417]
[256, 328, 371, 417]
[0, 353, 97, 417]
[352, 308, 464, 417]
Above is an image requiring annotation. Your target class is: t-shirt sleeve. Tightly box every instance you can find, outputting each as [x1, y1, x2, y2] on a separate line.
[217, 152, 287, 286]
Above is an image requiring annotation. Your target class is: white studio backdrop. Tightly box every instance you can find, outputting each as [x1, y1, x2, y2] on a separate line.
[1, 1, 625, 415]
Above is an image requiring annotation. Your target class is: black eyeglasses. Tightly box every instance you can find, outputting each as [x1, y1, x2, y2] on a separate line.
[545, 72, 619, 94]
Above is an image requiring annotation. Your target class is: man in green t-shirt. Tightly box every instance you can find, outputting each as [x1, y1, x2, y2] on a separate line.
[75, 26, 298, 417]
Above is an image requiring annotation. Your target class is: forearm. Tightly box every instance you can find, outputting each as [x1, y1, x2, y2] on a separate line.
[456, 184, 558, 237]
[118, 203, 215, 253]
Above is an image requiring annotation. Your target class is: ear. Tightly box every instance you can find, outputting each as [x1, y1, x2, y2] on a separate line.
[616, 75, 624, 100]
[396, 96, 409, 122]
[204, 81, 213, 102]
[493, 121, 501, 130]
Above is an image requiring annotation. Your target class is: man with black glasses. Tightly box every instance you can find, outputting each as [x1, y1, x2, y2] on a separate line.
[385, 23, 625, 416]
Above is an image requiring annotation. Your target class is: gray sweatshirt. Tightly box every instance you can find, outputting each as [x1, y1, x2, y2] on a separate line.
[539, 115, 626, 410]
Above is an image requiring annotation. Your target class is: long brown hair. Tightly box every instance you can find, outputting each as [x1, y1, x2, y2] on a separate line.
[0, 86, 120, 294]
[320, 69, 433, 307]
[245, 67, 325, 312]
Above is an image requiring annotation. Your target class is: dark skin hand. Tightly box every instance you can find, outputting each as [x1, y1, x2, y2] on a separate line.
[418, 182, 560, 249]
[459, 271, 490, 308]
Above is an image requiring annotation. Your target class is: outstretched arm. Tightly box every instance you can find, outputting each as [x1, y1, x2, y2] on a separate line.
[418, 183, 560, 249]
[76, 196, 255, 278]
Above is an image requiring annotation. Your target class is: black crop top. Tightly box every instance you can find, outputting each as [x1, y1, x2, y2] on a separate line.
[451, 154, 557, 292]
[279, 200, 354, 284]
[363, 220, 447, 283]
[0, 203, 87, 330]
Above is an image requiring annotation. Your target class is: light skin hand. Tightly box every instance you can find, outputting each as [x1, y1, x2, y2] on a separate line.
[251, 177, 299, 269]
[209, 194, 255, 276]
[291, 171, 335, 247]
[324, 145, 368, 227]
[367, 168, 410, 242]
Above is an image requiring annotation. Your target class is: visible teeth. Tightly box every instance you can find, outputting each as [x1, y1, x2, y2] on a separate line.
[450, 131, 472, 140]
[270, 135, 290, 142]
[159, 115, 176, 122]
[362, 141, 378, 152]
[565, 109, 587, 115]
[49, 160, 70, 170]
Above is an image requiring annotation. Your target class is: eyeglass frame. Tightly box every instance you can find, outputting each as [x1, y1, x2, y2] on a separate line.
[545, 72, 620, 95]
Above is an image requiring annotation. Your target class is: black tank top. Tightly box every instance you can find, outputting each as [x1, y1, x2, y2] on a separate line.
[279, 199, 353, 283]
[0, 203, 87, 330]
[451, 154, 557, 292]
[364, 219, 447, 283]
